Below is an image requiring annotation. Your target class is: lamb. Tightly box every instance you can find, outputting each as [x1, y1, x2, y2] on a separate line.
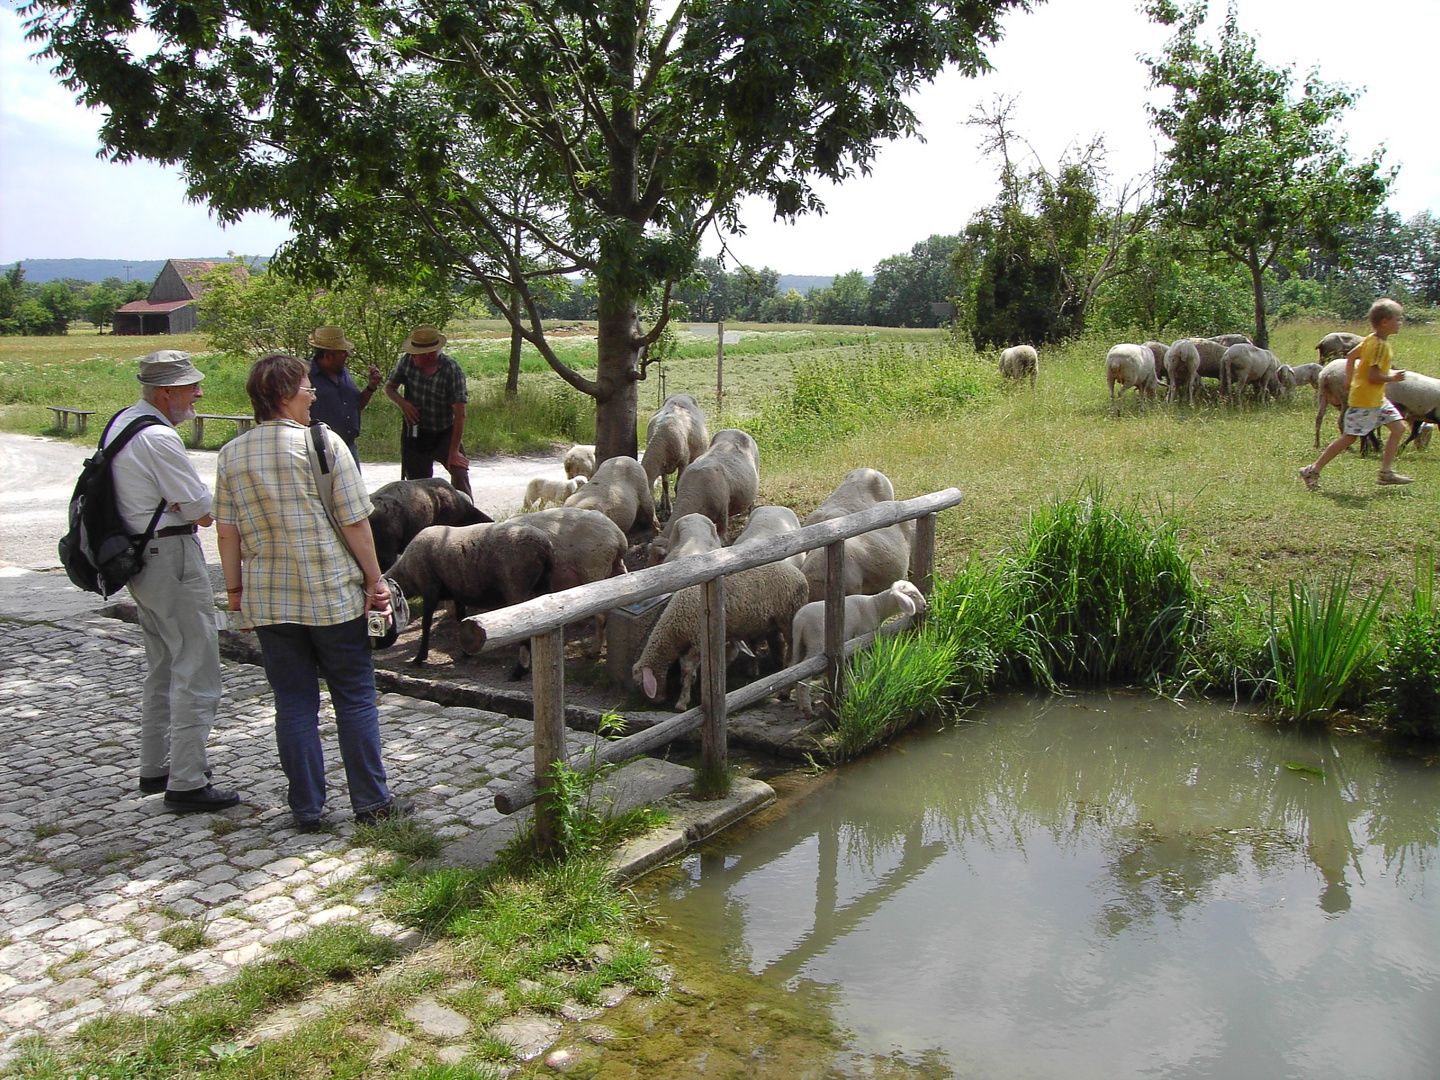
[1222, 343, 1281, 403]
[563, 444, 597, 480]
[518, 506, 629, 659]
[632, 561, 810, 711]
[385, 520, 554, 666]
[998, 345, 1038, 388]
[1164, 339, 1201, 405]
[562, 454, 656, 535]
[1210, 333, 1252, 348]
[368, 478, 493, 572]
[732, 505, 804, 569]
[652, 429, 760, 550]
[646, 513, 721, 566]
[1316, 332, 1364, 361]
[640, 393, 709, 519]
[1106, 344, 1158, 407]
[799, 468, 913, 603]
[1142, 341, 1170, 386]
[1290, 361, 1322, 389]
[522, 474, 585, 511]
[790, 580, 928, 717]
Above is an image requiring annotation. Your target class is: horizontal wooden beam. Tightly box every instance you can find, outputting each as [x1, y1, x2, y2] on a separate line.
[459, 488, 960, 655]
[492, 613, 918, 815]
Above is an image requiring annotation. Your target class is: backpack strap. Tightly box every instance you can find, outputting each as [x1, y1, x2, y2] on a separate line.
[102, 413, 172, 542]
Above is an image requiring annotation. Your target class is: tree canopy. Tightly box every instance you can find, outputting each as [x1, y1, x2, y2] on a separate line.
[1144, 0, 1392, 347]
[26, 0, 1027, 458]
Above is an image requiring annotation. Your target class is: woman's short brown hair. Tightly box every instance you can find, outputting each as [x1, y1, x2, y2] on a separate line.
[246, 354, 307, 421]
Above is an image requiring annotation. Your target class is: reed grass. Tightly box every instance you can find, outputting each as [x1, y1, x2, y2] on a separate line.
[825, 630, 963, 762]
[1377, 547, 1440, 738]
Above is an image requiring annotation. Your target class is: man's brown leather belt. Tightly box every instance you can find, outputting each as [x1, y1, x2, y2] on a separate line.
[155, 524, 198, 538]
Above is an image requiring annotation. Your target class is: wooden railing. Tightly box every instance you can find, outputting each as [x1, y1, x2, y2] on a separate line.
[458, 487, 963, 846]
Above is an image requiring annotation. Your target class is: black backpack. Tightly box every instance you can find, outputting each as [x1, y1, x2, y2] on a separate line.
[57, 412, 169, 597]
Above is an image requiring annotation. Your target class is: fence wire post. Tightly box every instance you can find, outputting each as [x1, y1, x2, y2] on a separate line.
[698, 575, 729, 796]
[823, 538, 847, 720]
[531, 629, 566, 850]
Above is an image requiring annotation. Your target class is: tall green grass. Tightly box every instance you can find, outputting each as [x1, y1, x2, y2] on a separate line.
[1377, 548, 1440, 738]
[826, 631, 963, 762]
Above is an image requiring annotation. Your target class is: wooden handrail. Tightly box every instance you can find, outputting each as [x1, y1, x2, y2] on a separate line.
[457, 487, 962, 655]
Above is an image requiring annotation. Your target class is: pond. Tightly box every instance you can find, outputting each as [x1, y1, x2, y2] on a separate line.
[612, 692, 1440, 1079]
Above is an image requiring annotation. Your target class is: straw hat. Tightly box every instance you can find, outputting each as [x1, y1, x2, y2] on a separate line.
[307, 325, 355, 353]
[401, 324, 447, 354]
[135, 351, 205, 386]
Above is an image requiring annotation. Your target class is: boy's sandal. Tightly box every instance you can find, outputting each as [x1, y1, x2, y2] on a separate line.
[1378, 471, 1414, 485]
[1299, 466, 1321, 491]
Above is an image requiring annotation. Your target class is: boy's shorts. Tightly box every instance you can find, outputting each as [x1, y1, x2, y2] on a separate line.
[1343, 401, 1403, 436]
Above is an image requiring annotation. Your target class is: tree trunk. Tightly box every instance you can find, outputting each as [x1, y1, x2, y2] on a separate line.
[505, 292, 523, 398]
[593, 280, 641, 463]
[1249, 254, 1269, 348]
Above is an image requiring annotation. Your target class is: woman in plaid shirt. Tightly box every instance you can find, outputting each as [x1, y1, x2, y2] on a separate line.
[214, 354, 410, 833]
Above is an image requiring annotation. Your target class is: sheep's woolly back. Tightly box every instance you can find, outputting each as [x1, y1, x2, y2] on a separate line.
[563, 455, 655, 533]
[641, 394, 709, 484]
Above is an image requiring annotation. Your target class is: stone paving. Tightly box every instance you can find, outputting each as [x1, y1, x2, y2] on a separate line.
[0, 605, 602, 1059]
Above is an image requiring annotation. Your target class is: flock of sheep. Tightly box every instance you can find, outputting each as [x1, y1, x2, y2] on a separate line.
[1000, 332, 1440, 450]
[365, 393, 926, 716]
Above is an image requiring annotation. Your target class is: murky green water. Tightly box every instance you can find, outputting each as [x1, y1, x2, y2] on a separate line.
[629, 692, 1440, 1079]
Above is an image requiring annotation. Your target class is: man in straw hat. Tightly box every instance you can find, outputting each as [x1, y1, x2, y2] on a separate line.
[102, 350, 241, 812]
[383, 323, 471, 497]
[307, 325, 383, 463]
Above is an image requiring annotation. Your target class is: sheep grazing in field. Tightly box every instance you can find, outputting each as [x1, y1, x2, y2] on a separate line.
[1316, 332, 1364, 361]
[790, 580, 928, 717]
[385, 520, 554, 666]
[733, 505, 804, 569]
[1187, 338, 1231, 394]
[632, 561, 809, 711]
[799, 468, 913, 603]
[1385, 371, 1440, 450]
[646, 512, 721, 566]
[1106, 344, 1158, 407]
[998, 345, 1039, 388]
[1290, 361, 1322, 389]
[653, 429, 760, 550]
[1142, 341, 1170, 386]
[1222, 343, 1282, 404]
[1164, 339, 1201, 405]
[641, 393, 709, 519]
[1210, 333, 1252, 348]
[519, 507, 629, 661]
[563, 444, 597, 480]
[563, 455, 656, 536]
[1275, 364, 1297, 399]
[1314, 358, 1351, 447]
[522, 474, 585, 511]
[369, 477, 493, 572]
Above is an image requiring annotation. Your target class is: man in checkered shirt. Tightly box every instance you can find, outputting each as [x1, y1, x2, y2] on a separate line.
[383, 323, 472, 497]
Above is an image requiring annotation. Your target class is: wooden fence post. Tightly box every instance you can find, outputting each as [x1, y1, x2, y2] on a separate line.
[913, 513, 936, 598]
[531, 629, 567, 849]
[698, 575, 729, 796]
[823, 538, 847, 719]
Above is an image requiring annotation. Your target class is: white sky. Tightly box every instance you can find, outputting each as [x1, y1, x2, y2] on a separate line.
[3, 1, 1437, 273]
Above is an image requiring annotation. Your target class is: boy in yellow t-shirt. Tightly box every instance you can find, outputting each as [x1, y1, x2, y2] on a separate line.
[1300, 298, 1413, 489]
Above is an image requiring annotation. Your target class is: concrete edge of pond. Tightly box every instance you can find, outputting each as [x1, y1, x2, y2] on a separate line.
[606, 775, 777, 886]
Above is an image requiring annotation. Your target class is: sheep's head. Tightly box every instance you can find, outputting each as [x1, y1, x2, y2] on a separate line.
[646, 535, 671, 567]
[635, 662, 661, 701]
[891, 580, 927, 618]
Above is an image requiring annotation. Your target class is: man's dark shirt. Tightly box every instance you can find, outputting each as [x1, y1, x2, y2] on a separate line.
[309, 361, 365, 451]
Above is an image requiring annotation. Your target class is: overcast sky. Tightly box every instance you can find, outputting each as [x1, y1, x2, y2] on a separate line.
[3, 0, 1437, 274]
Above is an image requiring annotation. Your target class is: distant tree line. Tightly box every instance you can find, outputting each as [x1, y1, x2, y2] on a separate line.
[0, 264, 148, 336]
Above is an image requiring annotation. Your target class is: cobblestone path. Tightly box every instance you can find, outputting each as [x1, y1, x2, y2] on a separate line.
[0, 611, 591, 1058]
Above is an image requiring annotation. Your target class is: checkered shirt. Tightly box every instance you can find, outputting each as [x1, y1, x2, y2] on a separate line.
[213, 420, 373, 627]
[386, 351, 468, 433]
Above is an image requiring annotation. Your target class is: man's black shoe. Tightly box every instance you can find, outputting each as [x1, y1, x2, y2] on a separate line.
[163, 783, 241, 813]
[139, 769, 210, 795]
[293, 816, 326, 834]
[355, 797, 415, 827]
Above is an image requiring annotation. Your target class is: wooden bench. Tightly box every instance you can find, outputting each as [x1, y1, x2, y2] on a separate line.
[190, 413, 255, 446]
[48, 406, 96, 435]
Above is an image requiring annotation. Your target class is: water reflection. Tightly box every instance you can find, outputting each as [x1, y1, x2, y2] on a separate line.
[647, 692, 1440, 1079]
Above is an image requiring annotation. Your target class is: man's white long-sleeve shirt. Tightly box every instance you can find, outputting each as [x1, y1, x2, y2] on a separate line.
[102, 401, 213, 534]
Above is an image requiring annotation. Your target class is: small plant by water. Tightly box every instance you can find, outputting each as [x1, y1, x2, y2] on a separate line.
[1377, 548, 1440, 738]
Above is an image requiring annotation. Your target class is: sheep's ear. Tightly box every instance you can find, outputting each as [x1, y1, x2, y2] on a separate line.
[896, 592, 916, 617]
[734, 640, 756, 658]
[641, 667, 658, 700]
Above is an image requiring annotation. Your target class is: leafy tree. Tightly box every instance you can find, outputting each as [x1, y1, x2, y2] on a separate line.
[674, 259, 778, 323]
[83, 284, 120, 332]
[1405, 212, 1440, 306]
[868, 235, 959, 327]
[760, 288, 808, 324]
[26, 0, 1024, 461]
[806, 270, 871, 325]
[34, 281, 80, 334]
[1144, 0, 1392, 347]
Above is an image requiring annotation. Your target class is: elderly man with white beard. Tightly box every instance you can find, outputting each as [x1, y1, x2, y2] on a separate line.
[101, 351, 240, 812]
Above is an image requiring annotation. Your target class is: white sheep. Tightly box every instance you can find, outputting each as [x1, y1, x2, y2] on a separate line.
[563, 454, 656, 535]
[563, 444, 596, 480]
[519, 507, 629, 659]
[799, 468, 913, 603]
[1290, 361, 1322, 389]
[1188, 338, 1231, 393]
[646, 512, 721, 566]
[1384, 371, 1440, 451]
[998, 345, 1038, 388]
[522, 474, 585, 511]
[1275, 364, 1297, 399]
[1316, 332, 1364, 361]
[1222, 343, 1281, 404]
[640, 393, 709, 520]
[790, 580, 928, 717]
[651, 429, 760, 551]
[1106, 344, 1158, 407]
[1313, 357, 1350, 447]
[732, 505, 804, 569]
[632, 561, 809, 710]
[1164, 339, 1201, 405]
[1210, 333, 1252, 348]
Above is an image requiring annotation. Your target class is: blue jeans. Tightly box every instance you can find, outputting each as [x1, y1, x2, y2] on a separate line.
[255, 617, 391, 821]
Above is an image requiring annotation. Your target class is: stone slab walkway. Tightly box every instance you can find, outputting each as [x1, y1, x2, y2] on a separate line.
[0, 600, 602, 1059]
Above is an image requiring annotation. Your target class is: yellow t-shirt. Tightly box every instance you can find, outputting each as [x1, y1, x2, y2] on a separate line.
[1348, 333, 1391, 409]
